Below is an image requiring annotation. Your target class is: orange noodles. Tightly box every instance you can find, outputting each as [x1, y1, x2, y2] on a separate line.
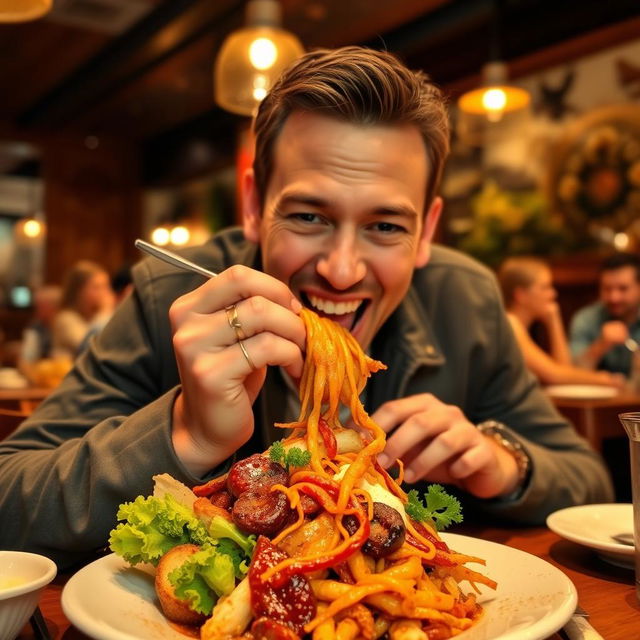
[259, 308, 493, 636]
[277, 308, 387, 510]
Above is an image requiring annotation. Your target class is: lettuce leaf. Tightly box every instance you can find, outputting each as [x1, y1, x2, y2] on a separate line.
[108, 494, 211, 565]
[168, 545, 237, 615]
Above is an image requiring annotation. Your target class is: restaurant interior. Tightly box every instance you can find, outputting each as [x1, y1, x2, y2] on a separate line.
[1, 1, 640, 638]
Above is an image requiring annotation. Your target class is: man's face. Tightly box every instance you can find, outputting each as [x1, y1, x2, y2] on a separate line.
[244, 111, 440, 350]
[600, 266, 640, 321]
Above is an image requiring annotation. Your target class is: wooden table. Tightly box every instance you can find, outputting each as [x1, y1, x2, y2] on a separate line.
[18, 525, 640, 640]
[0, 386, 51, 413]
[550, 390, 640, 453]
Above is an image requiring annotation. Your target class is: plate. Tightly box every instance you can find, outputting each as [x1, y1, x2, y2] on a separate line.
[545, 384, 618, 399]
[61, 533, 577, 640]
[547, 503, 635, 568]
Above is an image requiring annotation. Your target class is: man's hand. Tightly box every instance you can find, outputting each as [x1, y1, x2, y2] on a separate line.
[169, 265, 306, 476]
[373, 394, 520, 499]
[600, 320, 629, 347]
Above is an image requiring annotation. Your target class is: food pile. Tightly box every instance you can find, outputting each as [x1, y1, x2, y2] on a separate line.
[109, 309, 496, 639]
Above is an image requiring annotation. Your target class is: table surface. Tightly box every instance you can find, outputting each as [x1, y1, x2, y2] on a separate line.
[18, 524, 640, 640]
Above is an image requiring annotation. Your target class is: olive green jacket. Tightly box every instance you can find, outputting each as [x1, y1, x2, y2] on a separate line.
[0, 228, 613, 569]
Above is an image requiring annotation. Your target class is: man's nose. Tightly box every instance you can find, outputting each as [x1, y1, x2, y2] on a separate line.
[316, 236, 366, 290]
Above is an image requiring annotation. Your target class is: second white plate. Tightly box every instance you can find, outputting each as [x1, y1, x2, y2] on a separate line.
[547, 503, 635, 568]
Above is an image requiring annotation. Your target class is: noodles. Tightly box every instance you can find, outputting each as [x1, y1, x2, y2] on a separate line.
[262, 308, 494, 638]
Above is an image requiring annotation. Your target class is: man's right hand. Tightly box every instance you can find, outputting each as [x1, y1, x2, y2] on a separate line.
[600, 320, 629, 347]
[168, 265, 306, 476]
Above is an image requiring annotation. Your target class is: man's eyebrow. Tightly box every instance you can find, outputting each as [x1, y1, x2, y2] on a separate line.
[276, 193, 329, 209]
[373, 205, 418, 219]
[276, 193, 419, 219]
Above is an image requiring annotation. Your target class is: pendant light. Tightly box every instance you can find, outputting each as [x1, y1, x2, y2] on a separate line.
[456, 0, 530, 145]
[0, 0, 51, 22]
[214, 0, 304, 116]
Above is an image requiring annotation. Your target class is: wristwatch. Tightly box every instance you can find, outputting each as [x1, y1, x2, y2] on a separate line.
[476, 420, 531, 496]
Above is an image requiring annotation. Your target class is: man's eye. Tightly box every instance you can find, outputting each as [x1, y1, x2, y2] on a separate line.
[291, 213, 320, 223]
[372, 222, 405, 234]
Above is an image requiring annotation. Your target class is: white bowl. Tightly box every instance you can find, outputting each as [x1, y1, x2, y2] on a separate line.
[0, 551, 57, 640]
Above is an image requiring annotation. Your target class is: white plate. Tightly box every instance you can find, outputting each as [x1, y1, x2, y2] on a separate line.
[547, 503, 635, 568]
[62, 533, 576, 640]
[545, 384, 618, 399]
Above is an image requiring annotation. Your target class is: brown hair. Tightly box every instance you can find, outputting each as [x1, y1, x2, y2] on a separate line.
[498, 257, 548, 307]
[60, 260, 106, 311]
[252, 46, 450, 210]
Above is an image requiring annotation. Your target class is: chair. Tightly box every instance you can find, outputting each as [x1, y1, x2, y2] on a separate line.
[0, 408, 29, 440]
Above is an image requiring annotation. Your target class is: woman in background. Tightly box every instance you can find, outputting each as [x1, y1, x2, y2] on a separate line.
[498, 257, 623, 388]
[52, 260, 114, 360]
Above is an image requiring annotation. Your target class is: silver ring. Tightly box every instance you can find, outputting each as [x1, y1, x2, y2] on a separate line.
[225, 304, 247, 341]
[238, 339, 256, 371]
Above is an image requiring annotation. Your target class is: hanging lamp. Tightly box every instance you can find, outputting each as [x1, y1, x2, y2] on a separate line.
[214, 0, 304, 116]
[0, 0, 51, 22]
[456, 0, 530, 145]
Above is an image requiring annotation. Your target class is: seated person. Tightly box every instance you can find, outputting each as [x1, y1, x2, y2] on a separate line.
[18, 285, 62, 367]
[570, 252, 640, 376]
[499, 257, 622, 387]
[0, 47, 613, 570]
[52, 260, 115, 360]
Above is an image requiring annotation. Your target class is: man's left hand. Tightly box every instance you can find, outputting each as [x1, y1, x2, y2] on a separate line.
[373, 394, 520, 499]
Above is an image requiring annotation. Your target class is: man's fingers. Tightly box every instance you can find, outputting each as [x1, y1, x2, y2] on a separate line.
[372, 394, 436, 433]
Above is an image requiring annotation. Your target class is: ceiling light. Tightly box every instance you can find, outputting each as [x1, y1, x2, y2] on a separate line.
[214, 0, 304, 116]
[456, 0, 531, 146]
[0, 0, 51, 22]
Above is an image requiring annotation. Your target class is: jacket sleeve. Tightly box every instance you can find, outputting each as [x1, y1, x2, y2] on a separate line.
[0, 262, 229, 571]
[468, 279, 614, 523]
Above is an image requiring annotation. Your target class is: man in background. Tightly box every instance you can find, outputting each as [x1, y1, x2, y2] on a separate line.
[569, 252, 640, 376]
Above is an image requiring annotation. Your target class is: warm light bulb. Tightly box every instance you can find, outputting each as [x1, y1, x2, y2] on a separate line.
[249, 37, 277, 70]
[252, 74, 268, 101]
[170, 226, 190, 246]
[151, 227, 170, 246]
[23, 219, 42, 238]
[482, 88, 507, 112]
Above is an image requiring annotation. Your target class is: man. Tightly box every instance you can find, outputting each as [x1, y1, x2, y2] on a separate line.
[570, 252, 640, 376]
[0, 47, 612, 569]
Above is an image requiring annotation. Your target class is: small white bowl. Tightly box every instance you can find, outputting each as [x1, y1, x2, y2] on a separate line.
[0, 551, 57, 640]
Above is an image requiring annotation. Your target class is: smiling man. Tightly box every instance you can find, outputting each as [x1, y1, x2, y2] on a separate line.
[0, 47, 613, 569]
[570, 252, 640, 375]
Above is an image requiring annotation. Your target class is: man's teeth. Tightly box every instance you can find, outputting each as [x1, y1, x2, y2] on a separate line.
[308, 294, 362, 316]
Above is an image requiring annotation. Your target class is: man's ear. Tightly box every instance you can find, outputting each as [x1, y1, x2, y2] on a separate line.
[242, 168, 261, 244]
[415, 196, 442, 268]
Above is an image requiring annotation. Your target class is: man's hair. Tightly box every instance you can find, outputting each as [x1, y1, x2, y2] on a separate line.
[252, 46, 450, 211]
[498, 256, 548, 307]
[600, 252, 640, 281]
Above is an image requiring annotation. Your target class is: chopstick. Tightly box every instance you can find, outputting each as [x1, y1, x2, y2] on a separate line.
[29, 606, 52, 640]
[134, 239, 218, 279]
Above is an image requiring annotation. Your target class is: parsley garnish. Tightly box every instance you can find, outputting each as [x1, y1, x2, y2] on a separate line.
[269, 440, 311, 471]
[405, 485, 463, 531]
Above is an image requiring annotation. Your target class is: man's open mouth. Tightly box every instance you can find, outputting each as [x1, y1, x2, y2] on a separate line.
[301, 292, 369, 332]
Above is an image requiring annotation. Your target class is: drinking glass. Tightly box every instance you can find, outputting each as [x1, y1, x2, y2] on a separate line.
[619, 411, 640, 601]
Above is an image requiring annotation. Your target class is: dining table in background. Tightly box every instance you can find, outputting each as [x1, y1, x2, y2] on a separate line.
[549, 388, 640, 453]
[0, 386, 51, 414]
[17, 524, 639, 640]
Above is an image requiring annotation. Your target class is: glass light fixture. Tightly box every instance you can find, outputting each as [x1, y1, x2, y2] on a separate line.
[457, 61, 531, 146]
[0, 0, 51, 22]
[214, 0, 304, 116]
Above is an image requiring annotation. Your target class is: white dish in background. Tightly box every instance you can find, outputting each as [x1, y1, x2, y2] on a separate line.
[547, 503, 634, 568]
[545, 384, 619, 399]
[62, 533, 576, 640]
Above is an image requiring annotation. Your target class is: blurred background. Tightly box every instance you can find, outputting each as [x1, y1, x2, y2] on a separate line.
[0, 0, 639, 353]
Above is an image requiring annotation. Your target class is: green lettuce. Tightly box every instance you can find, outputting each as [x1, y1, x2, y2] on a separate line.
[108, 494, 211, 565]
[109, 491, 256, 617]
[168, 545, 237, 615]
